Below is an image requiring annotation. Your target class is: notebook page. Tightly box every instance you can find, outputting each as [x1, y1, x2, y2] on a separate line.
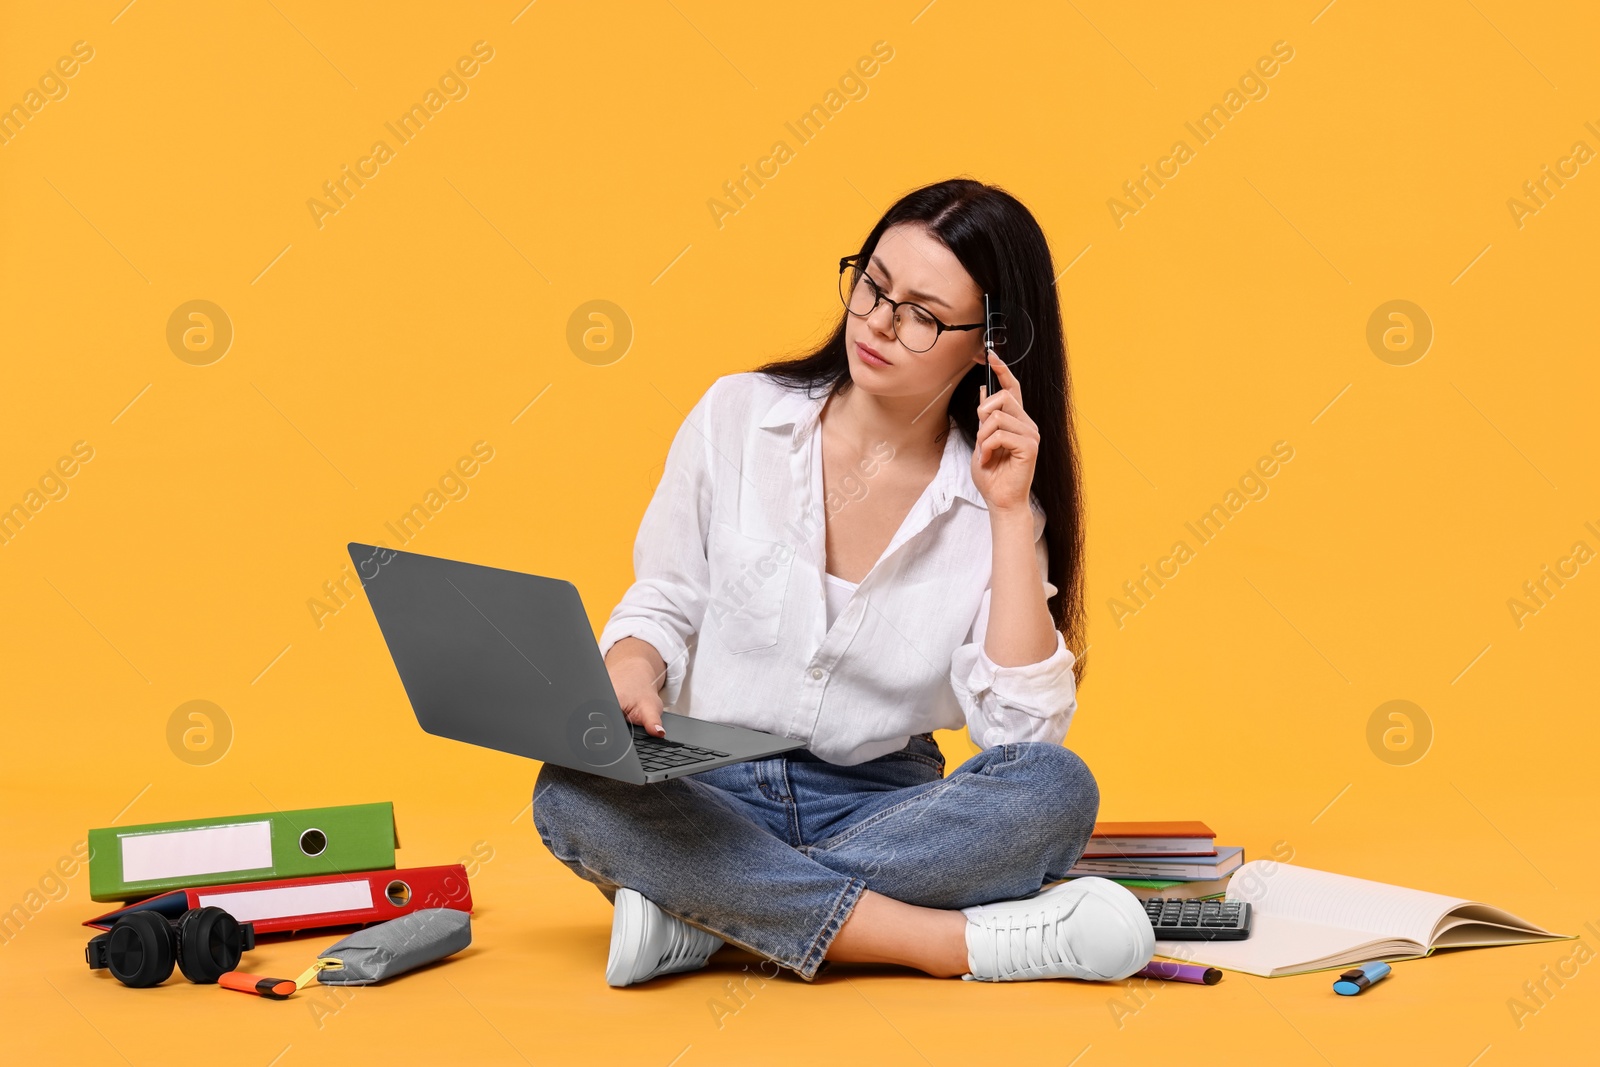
[1155, 910, 1420, 977]
[1432, 903, 1559, 945]
[1226, 861, 1464, 946]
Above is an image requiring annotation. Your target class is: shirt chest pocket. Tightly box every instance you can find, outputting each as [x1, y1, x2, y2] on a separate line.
[706, 521, 795, 653]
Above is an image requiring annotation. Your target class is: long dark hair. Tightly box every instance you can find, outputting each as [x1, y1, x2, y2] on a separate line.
[755, 178, 1086, 677]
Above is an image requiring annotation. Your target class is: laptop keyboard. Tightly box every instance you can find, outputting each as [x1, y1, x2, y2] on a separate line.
[630, 725, 730, 774]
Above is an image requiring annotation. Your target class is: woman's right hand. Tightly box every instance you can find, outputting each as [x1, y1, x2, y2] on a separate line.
[604, 636, 669, 737]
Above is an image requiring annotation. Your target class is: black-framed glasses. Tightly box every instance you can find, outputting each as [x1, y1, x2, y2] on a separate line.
[838, 255, 984, 354]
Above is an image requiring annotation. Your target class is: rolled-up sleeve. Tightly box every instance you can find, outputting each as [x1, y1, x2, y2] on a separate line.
[948, 522, 1078, 749]
[596, 382, 717, 708]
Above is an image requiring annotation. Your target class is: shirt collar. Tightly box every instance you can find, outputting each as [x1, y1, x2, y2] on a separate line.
[757, 386, 824, 437]
[760, 385, 990, 513]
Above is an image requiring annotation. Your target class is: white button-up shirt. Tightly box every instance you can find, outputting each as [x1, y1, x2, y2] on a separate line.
[597, 371, 1078, 766]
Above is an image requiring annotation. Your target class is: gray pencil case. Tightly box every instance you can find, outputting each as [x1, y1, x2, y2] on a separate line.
[315, 908, 472, 985]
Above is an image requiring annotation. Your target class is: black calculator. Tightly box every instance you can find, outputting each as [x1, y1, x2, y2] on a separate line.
[1144, 898, 1252, 940]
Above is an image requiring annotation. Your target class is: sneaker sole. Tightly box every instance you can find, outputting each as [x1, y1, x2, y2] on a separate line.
[606, 887, 648, 987]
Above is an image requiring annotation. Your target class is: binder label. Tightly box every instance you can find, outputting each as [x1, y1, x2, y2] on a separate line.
[197, 880, 375, 922]
[121, 821, 273, 883]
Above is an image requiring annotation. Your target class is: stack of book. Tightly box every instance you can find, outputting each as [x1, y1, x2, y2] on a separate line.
[82, 801, 474, 936]
[1067, 821, 1243, 901]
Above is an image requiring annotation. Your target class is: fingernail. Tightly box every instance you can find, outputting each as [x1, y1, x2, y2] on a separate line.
[654, 725, 665, 736]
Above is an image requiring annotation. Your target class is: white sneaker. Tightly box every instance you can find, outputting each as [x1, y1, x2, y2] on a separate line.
[961, 877, 1155, 982]
[606, 887, 727, 987]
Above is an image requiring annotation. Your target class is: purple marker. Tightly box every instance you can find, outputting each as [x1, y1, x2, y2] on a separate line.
[1137, 960, 1222, 985]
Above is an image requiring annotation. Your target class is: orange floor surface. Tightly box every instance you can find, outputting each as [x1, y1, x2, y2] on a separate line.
[4, 733, 1598, 1066]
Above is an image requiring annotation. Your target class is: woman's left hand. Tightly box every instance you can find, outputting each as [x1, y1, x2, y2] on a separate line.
[972, 349, 1040, 515]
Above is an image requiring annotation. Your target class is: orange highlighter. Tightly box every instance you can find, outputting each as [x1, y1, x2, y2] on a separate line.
[220, 959, 342, 1000]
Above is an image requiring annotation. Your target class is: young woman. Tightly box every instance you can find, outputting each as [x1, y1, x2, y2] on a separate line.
[533, 178, 1155, 986]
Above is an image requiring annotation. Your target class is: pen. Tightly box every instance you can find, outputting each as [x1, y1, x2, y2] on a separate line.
[1136, 961, 1222, 985]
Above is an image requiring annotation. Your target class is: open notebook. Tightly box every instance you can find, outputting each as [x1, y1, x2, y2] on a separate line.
[1153, 861, 1567, 977]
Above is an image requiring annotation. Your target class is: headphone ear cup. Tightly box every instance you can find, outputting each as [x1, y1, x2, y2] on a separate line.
[106, 912, 175, 988]
[175, 906, 245, 984]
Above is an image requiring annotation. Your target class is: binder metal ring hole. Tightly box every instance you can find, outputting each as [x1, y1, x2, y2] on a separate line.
[299, 828, 327, 857]
[386, 880, 411, 907]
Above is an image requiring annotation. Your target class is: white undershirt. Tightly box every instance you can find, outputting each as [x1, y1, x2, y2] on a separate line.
[824, 572, 859, 629]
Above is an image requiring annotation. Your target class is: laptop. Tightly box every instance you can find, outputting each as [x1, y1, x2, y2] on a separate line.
[348, 543, 805, 784]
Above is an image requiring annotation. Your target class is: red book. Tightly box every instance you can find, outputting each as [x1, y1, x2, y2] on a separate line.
[84, 864, 471, 936]
[1083, 821, 1217, 858]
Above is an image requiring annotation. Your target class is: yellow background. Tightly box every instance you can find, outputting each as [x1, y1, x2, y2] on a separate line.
[2, 1, 1597, 1064]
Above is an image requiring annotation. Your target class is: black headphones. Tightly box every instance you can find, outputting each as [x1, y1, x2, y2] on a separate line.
[85, 907, 256, 988]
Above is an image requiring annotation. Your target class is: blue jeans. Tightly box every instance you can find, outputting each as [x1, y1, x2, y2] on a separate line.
[532, 733, 1100, 981]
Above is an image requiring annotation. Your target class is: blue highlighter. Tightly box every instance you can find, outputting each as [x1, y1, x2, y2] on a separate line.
[1334, 961, 1391, 996]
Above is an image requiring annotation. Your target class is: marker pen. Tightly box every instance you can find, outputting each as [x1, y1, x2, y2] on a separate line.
[1137, 960, 1222, 985]
[1333, 961, 1391, 996]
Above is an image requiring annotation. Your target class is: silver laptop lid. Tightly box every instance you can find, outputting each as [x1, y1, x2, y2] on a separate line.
[348, 543, 645, 782]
